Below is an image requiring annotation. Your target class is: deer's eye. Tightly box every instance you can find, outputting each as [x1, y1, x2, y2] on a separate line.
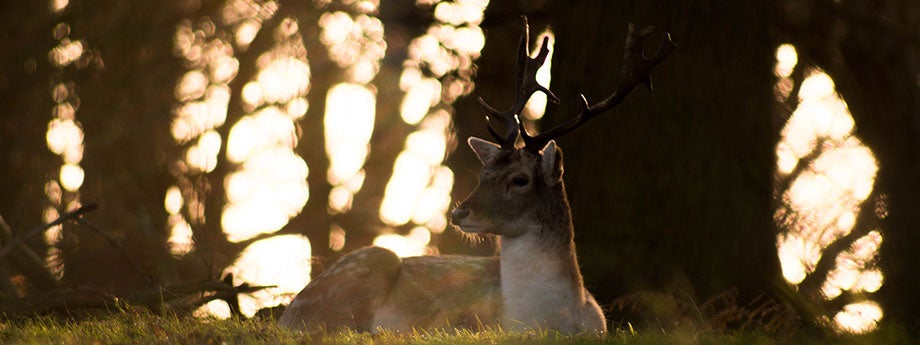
[511, 177, 529, 186]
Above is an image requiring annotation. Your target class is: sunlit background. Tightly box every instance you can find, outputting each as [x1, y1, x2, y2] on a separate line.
[170, 0, 492, 317]
[44, 0, 87, 278]
[773, 44, 883, 333]
[38, 0, 883, 334]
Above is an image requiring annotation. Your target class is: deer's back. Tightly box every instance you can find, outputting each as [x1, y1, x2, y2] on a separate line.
[279, 246, 501, 332]
[371, 254, 502, 331]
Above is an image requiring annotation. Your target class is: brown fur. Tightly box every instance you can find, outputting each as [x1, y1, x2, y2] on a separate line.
[279, 138, 605, 333]
[279, 247, 502, 331]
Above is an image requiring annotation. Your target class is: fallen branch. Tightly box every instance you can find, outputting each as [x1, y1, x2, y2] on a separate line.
[0, 214, 61, 291]
[797, 190, 880, 298]
[0, 203, 98, 260]
[0, 276, 274, 319]
[73, 217, 154, 285]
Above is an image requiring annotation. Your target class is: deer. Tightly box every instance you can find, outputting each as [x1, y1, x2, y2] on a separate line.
[278, 17, 674, 334]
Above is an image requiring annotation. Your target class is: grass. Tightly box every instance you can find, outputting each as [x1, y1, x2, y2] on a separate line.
[0, 312, 915, 345]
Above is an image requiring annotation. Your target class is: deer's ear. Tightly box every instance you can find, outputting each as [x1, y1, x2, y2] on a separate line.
[540, 140, 563, 184]
[468, 137, 501, 164]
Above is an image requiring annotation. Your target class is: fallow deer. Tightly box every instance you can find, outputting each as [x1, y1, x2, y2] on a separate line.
[279, 18, 674, 334]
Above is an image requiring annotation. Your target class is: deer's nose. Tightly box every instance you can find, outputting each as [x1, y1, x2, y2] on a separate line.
[450, 207, 470, 224]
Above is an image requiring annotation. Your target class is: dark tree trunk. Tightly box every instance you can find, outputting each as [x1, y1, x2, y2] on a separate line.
[58, 0, 187, 291]
[0, 0, 59, 240]
[451, 0, 789, 329]
[543, 1, 785, 326]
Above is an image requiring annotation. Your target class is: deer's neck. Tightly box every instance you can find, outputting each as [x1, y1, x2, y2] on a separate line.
[499, 192, 587, 330]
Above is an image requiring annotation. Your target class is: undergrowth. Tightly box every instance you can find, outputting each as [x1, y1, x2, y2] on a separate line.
[0, 312, 913, 345]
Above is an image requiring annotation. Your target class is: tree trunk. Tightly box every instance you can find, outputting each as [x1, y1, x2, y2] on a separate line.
[543, 1, 785, 326]
[0, 0, 59, 249]
[59, 0, 186, 291]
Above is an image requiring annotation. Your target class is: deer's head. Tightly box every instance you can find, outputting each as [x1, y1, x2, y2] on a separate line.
[450, 137, 565, 237]
[450, 17, 674, 238]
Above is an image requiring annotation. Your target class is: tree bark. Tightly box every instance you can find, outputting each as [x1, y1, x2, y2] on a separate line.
[543, 0, 785, 325]
[59, 0, 186, 291]
[0, 0, 60, 260]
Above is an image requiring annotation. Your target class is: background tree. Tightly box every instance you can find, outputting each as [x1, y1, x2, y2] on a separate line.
[0, 1, 61, 292]
[58, 0, 186, 291]
[455, 0, 790, 330]
[776, 0, 920, 331]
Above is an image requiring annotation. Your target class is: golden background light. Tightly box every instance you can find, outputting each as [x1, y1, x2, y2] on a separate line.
[43, 0, 86, 278]
[200, 234, 312, 318]
[773, 44, 883, 333]
[324, 83, 376, 187]
[523, 29, 554, 121]
[165, 1, 316, 317]
[372, 0, 488, 256]
[36, 0, 889, 331]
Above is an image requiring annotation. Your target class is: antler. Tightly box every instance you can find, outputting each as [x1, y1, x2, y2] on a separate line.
[478, 16, 560, 148]
[478, 19, 675, 151]
[520, 23, 676, 152]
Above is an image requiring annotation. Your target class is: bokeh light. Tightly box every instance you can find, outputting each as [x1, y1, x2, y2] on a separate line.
[171, 3, 315, 319]
[773, 44, 883, 333]
[523, 29, 554, 121]
[324, 83, 376, 186]
[373, 226, 433, 257]
[226, 234, 312, 316]
[198, 234, 311, 318]
[49, 0, 69, 14]
[44, 15, 86, 280]
[379, 111, 454, 232]
[834, 302, 883, 334]
[222, 147, 309, 242]
[374, 0, 488, 255]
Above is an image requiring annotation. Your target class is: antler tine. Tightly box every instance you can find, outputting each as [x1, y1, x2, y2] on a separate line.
[478, 16, 560, 148]
[478, 96, 518, 146]
[521, 23, 676, 152]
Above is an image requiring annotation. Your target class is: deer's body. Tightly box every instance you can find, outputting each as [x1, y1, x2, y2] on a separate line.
[278, 18, 673, 335]
[279, 247, 502, 331]
[278, 140, 605, 333]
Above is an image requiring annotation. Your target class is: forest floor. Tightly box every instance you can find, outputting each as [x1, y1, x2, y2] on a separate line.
[0, 312, 914, 345]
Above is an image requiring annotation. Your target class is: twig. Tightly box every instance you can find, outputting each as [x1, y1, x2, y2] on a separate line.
[0, 278, 275, 318]
[775, 138, 828, 196]
[129, 277, 275, 316]
[220, 273, 243, 318]
[783, 62, 807, 113]
[0, 203, 98, 259]
[797, 190, 880, 298]
[0, 214, 61, 290]
[73, 217, 155, 285]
